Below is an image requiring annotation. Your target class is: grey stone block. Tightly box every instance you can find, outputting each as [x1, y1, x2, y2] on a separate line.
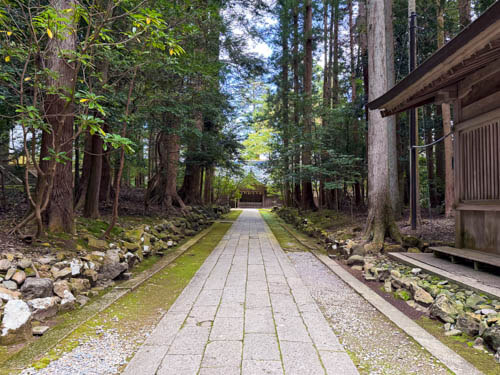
[280, 341, 324, 375]
[245, 307, 275, 334]
[123, 345, 168, 375]
[243, 333, 280, 361]
[210, 317, 244, 341]
[319, 350, 359, 375]
[242, 360, 283, 375]
[274, 314, 311, 343]
[167, 326, 210, 355]
[201, 340, 242, 368]
[157, 354, 202, 375]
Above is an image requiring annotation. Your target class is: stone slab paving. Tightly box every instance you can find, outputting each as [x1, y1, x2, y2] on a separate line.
[123, 209, 358, 375]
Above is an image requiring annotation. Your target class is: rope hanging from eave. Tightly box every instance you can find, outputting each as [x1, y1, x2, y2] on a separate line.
[411, 126, 454, 153]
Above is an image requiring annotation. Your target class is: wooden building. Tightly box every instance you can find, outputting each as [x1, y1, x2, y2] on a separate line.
[237, 182, 280, 209]
[369, 2, 500, 258]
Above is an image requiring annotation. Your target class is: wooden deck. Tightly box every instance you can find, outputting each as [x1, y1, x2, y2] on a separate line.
[430, 246, 500, 270]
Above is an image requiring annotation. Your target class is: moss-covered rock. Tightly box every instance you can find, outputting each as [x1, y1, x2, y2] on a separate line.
[395, 289, 411, 301]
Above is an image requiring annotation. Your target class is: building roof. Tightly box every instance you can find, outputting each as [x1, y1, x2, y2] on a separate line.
[368, 1, 500, 117]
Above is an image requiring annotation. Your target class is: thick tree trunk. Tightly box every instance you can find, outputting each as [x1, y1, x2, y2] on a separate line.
[203, 166, 214, 205]
[385, 0, 400, 217]
[180, 112, 203, 205]
[83, 134, 103, 218]
[41, 0, 77, 233]
[301, 0, 316, 211]
[146, 117, 186, 211]
[366, 0, 401, 249]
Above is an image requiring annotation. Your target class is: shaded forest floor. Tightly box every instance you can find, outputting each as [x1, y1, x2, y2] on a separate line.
[0, 186, 187, 257]
[291, 207, 455, 246]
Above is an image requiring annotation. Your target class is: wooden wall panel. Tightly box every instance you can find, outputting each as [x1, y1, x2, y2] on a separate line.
[458, 118, 500, 202]
[459, 210, 500, 255]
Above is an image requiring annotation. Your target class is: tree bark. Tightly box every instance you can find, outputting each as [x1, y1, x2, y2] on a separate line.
[436, 0, 454, 216]
[99, 127, 112, 203]
[145, 118, 186, 211]
[385, 0, 400, 217]
[458, 0, 471, 28]
[424, 106, 437, 207]
[103, 67, 137, 238]
[301, 0, 316, 211]
[366, 0, 401, 249]
[41, 0, 77, 233]
[280, 0, 291, 207]
[180, 111, 203, 205]
[203, 166, 214, 205]
[292, 0, 301, 207]
[83, 134, 103, 218]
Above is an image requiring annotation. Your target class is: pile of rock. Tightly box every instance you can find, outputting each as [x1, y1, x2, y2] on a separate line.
[347, 255, 500, 360]
[0, 205, 229, 346]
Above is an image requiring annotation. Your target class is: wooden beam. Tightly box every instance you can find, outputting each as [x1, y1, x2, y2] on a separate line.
[458, 58, 500, 99]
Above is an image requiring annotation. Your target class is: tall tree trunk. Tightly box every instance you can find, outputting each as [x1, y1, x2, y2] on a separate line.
[437, 0, 454, 216]
[320, 0, 330, 210]
[203, 166, 214, 205]
[180, 112, 203, 205]
[349, 0, 363, 207]
[83, 134, 103, 218]
[75, 134, 92, 209]
[366, 0, 401, 249]
[358, 0, 369, 208]
[103, 68, 137, 238]
[280, 0, 291, 206]
[292, 0, 301, 207]
[301, 0, 316, 210]
[100, 151, 112, 203]
[424, 106, 437, 207]
[145, 119, 186, 211]
[408, 0, 422, 226]
[385, 0, 400, 217]
[41, 0, 77, 233]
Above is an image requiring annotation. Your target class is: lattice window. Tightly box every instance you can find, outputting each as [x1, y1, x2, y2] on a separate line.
[460, 119, 500, 201]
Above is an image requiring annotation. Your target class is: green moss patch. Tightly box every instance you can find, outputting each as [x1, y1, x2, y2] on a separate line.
[417, 317, 499, 375]
[223, 210, 243, 221]
[259, 210, 308, 252]
[0, 222, 232, 375]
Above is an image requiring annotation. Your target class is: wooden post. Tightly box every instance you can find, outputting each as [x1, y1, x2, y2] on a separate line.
[409, 4, 418, 230]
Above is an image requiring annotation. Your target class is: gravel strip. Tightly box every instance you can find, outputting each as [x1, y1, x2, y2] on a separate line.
[21, 327, 142, 375]
[287, 252, 449, 375]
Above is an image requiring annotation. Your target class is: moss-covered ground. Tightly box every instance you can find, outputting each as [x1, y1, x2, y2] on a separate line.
[0, 222, 232, 375]
[222, 209, 243, 221]
[418, 317, 499, 375]
[259, 210, 308, 252]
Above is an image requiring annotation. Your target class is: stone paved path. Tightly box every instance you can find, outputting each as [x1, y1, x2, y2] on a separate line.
[123, 209, 358, 375]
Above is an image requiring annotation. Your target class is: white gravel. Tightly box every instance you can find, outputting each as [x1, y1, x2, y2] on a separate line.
[21, 327, 138, 375]
[287, 251, 449, 375]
